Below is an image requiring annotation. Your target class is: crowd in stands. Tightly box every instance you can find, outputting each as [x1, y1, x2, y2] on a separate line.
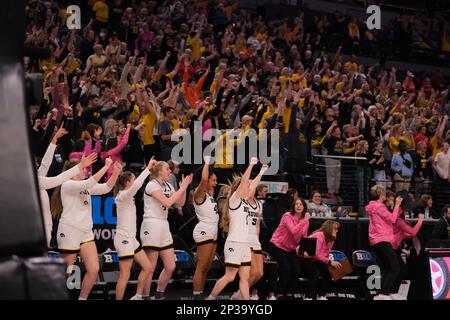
[23, 0, 450, 301]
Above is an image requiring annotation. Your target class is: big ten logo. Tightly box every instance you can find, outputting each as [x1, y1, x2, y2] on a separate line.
[66, 5, 81, 30]
[103, 252, 119, 264]
[92, 196, 117, 225]
[366, 5, 381, 30]
[174, 250, 191, 263]
[329, 251, 346, 261]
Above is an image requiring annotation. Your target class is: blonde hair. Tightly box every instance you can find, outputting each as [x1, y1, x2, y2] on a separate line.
[104, 119, 118, 141]
[370, 185, 386, 200]
[50, 160, 80, 218]
[355, 140, 368, 156]
[150, 161, 168, 179]
[220, 175, 242, 234]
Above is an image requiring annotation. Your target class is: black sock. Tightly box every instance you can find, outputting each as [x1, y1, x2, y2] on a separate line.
[154, 291, 165, 300]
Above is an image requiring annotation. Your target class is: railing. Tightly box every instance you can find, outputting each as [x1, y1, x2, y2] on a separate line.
[312, 154, 369, 216]
[310, 154, 450, 215]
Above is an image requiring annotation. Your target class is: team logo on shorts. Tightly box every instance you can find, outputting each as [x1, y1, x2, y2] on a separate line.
[59, 233, 65, 238]
[200, 231, 206, 235]
[122, 240, 129, 245]
[228, 248, 234, 252]
[144, 231, 149, 236]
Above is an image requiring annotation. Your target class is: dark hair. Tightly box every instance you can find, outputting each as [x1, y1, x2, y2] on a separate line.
[290, 197, 308, 218]
[113, 171, 135, 196]
[419, 194, 432, 208]
[73, 139, 86, 152]
[86, 123, 101, 139]
[442, 205, 450, 217]
[310, 190, 322, 203]
[162, 106, 174, 116]
[88, 94, 98, 101]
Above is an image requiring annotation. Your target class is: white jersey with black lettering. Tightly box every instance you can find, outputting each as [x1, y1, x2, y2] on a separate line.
[194, 192, 219, 225]
[226, 191, 251, 243]
[115, 169, 150, 238]
[59, 177, 113, 232]
[143, 179, 175, 220]
[244, 199, 262, 237]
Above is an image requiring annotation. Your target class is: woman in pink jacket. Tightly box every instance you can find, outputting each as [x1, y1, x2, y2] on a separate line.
[297, 220, 341, 300]
[390, 211, 424, 299]
[270, 198, 310, 299]
[365, 185, 403, 300]
[101, 123, 131, 180]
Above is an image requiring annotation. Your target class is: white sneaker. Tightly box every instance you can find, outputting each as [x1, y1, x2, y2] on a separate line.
[130, 295, 143, 300]
[303, 298, 313, 301]
[230, 291, 241, 300]
[267, 295, 277, 301]
[249, 294, 259, 300]
[389, 293, 405, 300]
[317, 296, 328, 300]
[373, 294, 392, 300]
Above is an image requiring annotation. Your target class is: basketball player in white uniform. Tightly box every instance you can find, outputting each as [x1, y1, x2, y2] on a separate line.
[38, 126, 97, 248]
[230, 166, 268, 300]
[113, 158, 157, 300]
[192, 156, 219, 299]
[207, 157, 264, 300]
[53, 157, 122, 300]
[141, 161, 193, 300]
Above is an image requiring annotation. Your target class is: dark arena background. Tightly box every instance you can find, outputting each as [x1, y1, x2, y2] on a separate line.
[1, 0, 450, 308]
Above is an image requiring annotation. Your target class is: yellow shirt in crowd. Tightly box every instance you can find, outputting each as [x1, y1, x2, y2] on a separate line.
[93, 1, 109, 23]
[139, 108, 157, 145]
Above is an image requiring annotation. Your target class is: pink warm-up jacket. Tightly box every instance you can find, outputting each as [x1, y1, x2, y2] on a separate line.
[365, 200, 401, 246]
[392, 217, 423, 250]
[271, 212, 309, 252]
[307, 231, 334, 264]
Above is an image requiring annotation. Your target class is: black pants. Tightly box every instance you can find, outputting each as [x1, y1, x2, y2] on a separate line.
[391, 249, 407, 294]
[298, 258, 332, 299]
[253, 263, 278, 295]
[270, 244, 301, 295]
[372, 242, 401, 295]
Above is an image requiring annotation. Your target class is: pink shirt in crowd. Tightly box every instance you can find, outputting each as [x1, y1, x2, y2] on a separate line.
[69, 139, 101, 176]
[392, 217, 423, 250]
[365, 200, 401, 246]
[100, 129, 130, 179]
[270, 212, 309, 252]
[306, 231, 334, 264]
